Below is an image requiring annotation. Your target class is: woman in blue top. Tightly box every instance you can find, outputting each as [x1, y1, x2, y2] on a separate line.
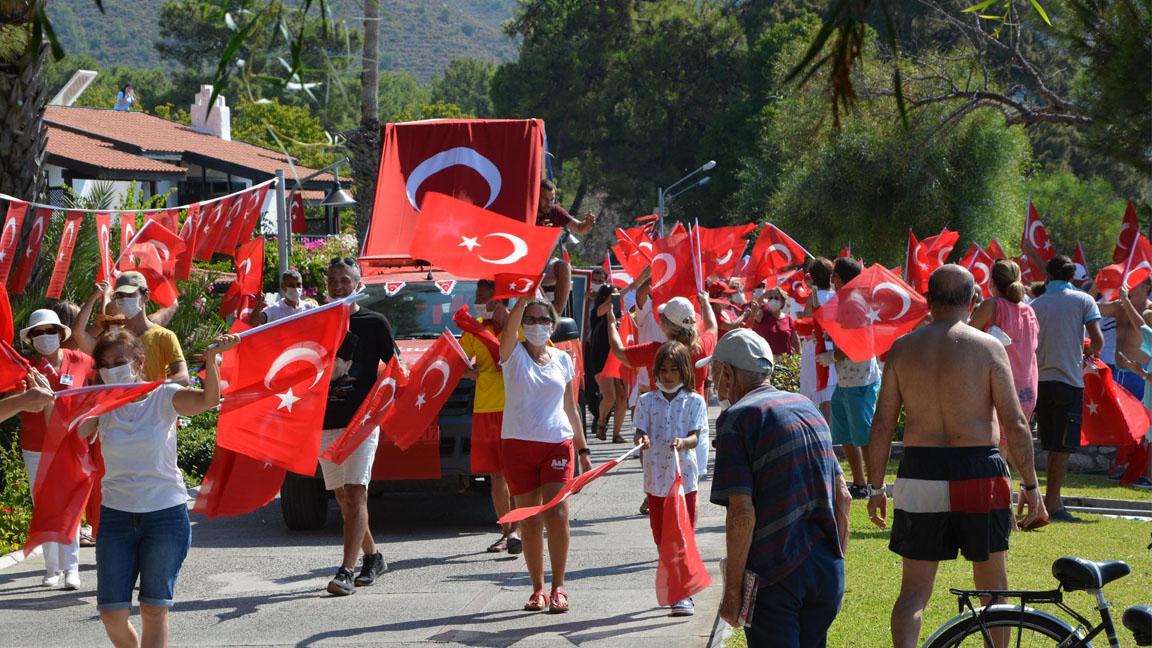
[113, 85, 136, 112]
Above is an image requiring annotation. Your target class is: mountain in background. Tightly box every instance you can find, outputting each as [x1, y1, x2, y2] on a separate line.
[46, 0, 517, 82]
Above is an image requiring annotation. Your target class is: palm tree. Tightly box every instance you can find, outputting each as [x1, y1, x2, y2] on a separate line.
[346, 0, 380, 246]
[0, 0, 51, 200]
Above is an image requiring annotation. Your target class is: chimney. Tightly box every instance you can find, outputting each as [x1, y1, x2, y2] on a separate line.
[190, 85, 231, 141]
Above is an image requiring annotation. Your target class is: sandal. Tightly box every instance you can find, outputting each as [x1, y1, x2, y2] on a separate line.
[549, 587, 570, 613]
[612, 434, 625, 443]
[595, 422, 608, 441]
[486, 536, 508, 553]
[524, 590, 550, 611]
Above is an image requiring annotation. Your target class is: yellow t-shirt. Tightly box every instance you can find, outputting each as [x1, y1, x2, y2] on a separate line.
[460, 326, 505, 414]
[139, 326, 186, 382]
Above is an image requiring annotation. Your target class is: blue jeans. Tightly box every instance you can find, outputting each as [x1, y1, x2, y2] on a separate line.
[744, 541, 845, 648]
[96, 504, 191, 611]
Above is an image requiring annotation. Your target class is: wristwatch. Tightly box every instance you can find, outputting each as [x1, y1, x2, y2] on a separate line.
[867, 484, 887, 498]
[1021, 482, 1038, 492]
[577, 447, 591, 456]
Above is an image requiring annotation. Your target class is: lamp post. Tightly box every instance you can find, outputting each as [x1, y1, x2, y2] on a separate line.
[275, 158, 357, 276]
[657, 159, 716, 237]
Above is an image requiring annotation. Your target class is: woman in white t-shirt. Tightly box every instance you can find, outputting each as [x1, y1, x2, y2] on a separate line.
[78, 330, 237, 648]
[498, 297, 592, 614]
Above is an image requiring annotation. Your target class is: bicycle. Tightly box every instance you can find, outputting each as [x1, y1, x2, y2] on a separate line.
[922, 556, 1151, 647]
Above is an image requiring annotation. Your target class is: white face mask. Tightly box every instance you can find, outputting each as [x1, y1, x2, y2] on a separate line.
[522, 324, 551, 346]
[657, 381, 683, 394]
[752, 287, 765, 299]
[766, 298, 783, 312]
[99, 363, 137, 385]
[32, 333, 60, 355]
[590, 282, 605, 294]
[117, 295, 142, 319]
[731, 292, 747, 305]
[283, 287, 302, 302]
[474, 303, 492, 318]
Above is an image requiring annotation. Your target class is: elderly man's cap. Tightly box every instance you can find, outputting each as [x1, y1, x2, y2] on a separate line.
[113, 271, 148, 294]
[695, 328, 774, 374]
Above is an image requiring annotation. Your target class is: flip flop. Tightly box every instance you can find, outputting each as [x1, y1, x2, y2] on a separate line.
[524, 590, 550, 611]
[487, 537, 508, 553]
[549, 587, 569, 614]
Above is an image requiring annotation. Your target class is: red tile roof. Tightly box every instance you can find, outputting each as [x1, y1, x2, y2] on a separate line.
[43, 106, 331, 181]
[46, 127, 187, 176]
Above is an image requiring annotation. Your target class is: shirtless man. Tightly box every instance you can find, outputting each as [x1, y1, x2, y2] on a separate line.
[865, 265, 1047, 648]
[1098, 278, 1151, 397]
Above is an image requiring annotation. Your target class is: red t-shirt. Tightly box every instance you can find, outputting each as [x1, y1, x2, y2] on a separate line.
[623, 330, 717, 393]
[751, 308, 795, 357]
[538, 205, 575, 228]
[18, 349, 95, 452]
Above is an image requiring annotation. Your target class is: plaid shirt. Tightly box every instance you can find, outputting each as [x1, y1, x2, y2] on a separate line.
[710, 385, 843, 586]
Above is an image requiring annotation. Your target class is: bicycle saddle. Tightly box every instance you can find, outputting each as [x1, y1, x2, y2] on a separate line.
[1051, 556, 1130, 591]
[1124, 606, 1152, 646]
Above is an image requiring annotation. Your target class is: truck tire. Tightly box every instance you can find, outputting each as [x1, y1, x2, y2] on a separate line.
[280, 473, 328, 530]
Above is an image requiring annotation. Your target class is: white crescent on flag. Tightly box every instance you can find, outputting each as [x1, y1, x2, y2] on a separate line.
[476, 232, 528, 265]
[972, 261, 990, 286]
[652, 253, 677, 289]
[24, 215, 45, 258]
[406, 147, 503, 211]
[767, 243, 793, 265]
[872, 282, 912, 320]
[263, 342, 328, 391]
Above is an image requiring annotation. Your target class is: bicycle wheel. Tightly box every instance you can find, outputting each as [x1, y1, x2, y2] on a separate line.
[923, 607, 1085, 648]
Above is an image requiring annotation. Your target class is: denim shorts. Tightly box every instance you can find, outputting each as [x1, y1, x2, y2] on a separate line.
[96, 504, 191, 611]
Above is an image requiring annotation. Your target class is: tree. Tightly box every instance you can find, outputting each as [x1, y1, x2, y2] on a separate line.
[0, 1, 52, 200]
[232, 99, 336, 169]
[347, 0, 381, 245]
[1025, 171, 1130, 270]
[428, 58, 495, 118]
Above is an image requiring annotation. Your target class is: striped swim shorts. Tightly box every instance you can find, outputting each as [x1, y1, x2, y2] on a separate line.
[889, 446, 1012, 562]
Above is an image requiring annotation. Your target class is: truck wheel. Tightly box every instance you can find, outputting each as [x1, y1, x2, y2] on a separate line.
[280, 473, 328, 530]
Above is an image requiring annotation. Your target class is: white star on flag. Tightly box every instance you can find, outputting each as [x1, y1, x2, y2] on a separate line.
[459, 236, 480, 251]
[277, 388, 302, 412]
[415, 392, 427, 408]
[1086, 400, 1099, 415]
[508, 282, 519, 291]
[865, 306, 882, 323]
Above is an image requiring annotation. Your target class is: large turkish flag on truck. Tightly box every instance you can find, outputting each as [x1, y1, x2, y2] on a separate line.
[362, 119, 546, 266]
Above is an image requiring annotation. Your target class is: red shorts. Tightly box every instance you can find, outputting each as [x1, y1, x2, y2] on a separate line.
[501, 438, 573, 496]
[470, 412, 504, 475]
[647, 491, 698, 546]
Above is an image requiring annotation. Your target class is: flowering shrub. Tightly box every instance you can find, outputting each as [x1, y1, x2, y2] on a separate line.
[262, 233, 359, 298]
[0, 431, 32, 555]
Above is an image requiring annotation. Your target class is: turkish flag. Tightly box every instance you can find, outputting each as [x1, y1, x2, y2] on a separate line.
[613, 228, 654, 282]
[9, 206, 52, 295]
[958, 243, 995, 298]
[655, 470, 712, 606]
[24, 382, 163, 554]
[0, 338, 30, 390]
[118, 220, 186, 307]
[814, 264, 929, 362]
[95, 212, 116, 283]
[1016, 254, 1042, 283]
[119, 212, 139, 256]
[0, 282, 12, 346]
[321, 357, 408, 464]
[695, 223, 754, 278]
[410, 192, 562, 278]
[1120, 233, 1152, 291]
[241, 184, 270, 239]
[492, 272, 543, 300]
[1073, 241, 1090, 282]
[379, 330, 469, 451]
[192, 447, 285, 518]
[1021, 200, 1056, 266]
[46, 210, 83, 299]
[193, 199, 228, 261]
[220, 237, 264, 319]
[649, 232, 699, 309]
[1081, 358, 1149, 446]
[290, 191, 307, 234]
[144, 209, 179, 234]
[0, 200, 27, 284]
[1113, 200, 1140, 263]
[215, 300, 350, 475]
[364, 118, 545, 260]
[905, 230, 930, 293]
[746, 223, 809, 285]
[921, 228, 960, 268]
[500, 445, 641, 524]
[776, 268, 812, 304]
[1094, 263, 1126, 300]
[986, 238, 1009, 261]
[213, 192, 250, 256]
[175, 204, 199, 280]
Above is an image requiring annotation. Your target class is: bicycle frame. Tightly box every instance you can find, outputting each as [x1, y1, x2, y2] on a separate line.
[946, 587, 1123, 648]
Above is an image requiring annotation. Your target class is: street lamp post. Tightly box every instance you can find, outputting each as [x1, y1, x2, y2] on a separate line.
[275, 158, 357, 276]
[657, 160, 717, 237]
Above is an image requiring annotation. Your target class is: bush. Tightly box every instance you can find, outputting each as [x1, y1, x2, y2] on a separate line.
[771, 351, 802, 394]
[0, 435, 32, 555]
[177, 410, 218, 488]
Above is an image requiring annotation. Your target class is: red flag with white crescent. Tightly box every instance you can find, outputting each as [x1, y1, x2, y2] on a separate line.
[814, 265, 929, 362]
[194, 198, 230, 261]
[8, 206, 49, 295]
[119, 212, 139, 257]
[410, 192, 562, 278]
[1081, 357, 1149, 447]
[1113, 200, 1140, 263]
[649, 231, 700, 309]
[986, 238, 1009, 261]
[958, 243, 995, 298]
[214, 191, 252, 256]
[144, 209, 180, 234]
[175, 204, 198, 280]
[24, 381, 163, 554]
[46, 210, 84, 299]
[746, 223, 809, 286]
[904, 230, 930, 293]
[95, 212, 115, 283]
[1120, 233, 1152, 291]
[118, 220, 186, 307]
[655, 463, 712, 606]
[1021, 200, 1056, 266]
[776, 268, 812, 304]
[321, 357, 409, 464]
[215, 300, 350, 474]
[220, 237, 265, 320]
[613, 227, 654, 282]
[694, 223, 755, 278]
[241, 184, 271, 238]
[0, 200, 27, 284]
[499, 445, 642, 524]
[492, 272, 542, 300]
[920, 228, 960, 269]
[379, 330, 470, 451]
[290, 191, 307, 234]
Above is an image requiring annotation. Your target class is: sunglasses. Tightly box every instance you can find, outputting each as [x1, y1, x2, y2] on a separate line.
[329, 257, 357, 268]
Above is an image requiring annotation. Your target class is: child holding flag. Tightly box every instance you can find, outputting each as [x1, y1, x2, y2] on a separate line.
[633, 341, 708, 616]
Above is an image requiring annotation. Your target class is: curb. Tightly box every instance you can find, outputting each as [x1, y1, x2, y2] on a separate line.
[707, 606, 733, 648]
[0, 545, 41, 572]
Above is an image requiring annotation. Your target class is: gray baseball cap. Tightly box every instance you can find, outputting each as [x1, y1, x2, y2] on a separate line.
[695, 328, 774, 374]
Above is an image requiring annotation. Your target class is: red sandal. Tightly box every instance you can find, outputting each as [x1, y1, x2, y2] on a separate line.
[524, 590, 550, 611]
[549, 587, 569, 613]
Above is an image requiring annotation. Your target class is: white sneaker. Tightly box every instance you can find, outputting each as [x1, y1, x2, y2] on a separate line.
[41, 572, 61, 587]
[670, 597, 695, 616]
[63, 571, 81, 590]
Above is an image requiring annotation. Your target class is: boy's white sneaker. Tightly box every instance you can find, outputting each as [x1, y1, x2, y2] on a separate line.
[41, 572, 62, 587]
[670, 597, 695, 616]
[63, 571, 81, 590]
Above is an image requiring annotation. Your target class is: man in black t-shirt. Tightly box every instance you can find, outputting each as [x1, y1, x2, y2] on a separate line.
[320, 257, 396, 596]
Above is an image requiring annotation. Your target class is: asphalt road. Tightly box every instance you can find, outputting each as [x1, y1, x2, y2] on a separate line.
[0, 431, 727, 647]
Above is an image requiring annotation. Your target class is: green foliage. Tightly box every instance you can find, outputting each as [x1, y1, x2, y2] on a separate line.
[771, 351, 802, 394]
[1024, 171, 1130, 271]
[232, 99, 337, 169]
[177, 411, 218, 488]
[394, 101, 470, 123]
[263, 233, 359, 300]
[428, 58, 496, 117]
[0, 433, 32, 555]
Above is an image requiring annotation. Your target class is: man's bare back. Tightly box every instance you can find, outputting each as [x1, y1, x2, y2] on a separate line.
[884, 320, 1021, 448]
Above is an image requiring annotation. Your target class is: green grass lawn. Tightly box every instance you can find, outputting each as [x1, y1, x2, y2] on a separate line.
[725, 466, 1152, 647]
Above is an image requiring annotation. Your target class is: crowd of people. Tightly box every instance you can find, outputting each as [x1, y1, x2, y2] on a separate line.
[4, 188, 1149, 647]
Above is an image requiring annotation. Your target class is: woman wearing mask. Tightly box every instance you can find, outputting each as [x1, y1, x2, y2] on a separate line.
[967, 259, 1039, 421]
[750, 287, 801, 356]
[78, 330, 237, 648]
[18, 309, 95, 589]
[499, 298, 592, 613]
[587, 282, 627, 442]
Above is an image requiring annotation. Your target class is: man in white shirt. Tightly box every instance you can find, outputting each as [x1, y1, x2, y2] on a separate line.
[251, 270, 316, 325]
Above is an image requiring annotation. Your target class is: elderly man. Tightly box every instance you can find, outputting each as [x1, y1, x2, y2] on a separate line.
[866, 265, 1048, 648]
[704, 329, 851, 648]
[252, 269, 316, 325]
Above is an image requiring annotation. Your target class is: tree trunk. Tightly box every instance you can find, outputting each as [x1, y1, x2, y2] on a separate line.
[568, 181, 588, 216]
[350, 0, 381, 247]
[0, 6, 50, 202]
